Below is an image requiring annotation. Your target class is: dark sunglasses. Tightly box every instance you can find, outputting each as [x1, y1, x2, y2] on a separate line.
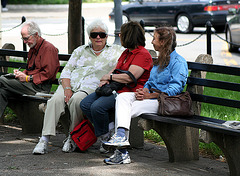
[90, 32, 107, 38]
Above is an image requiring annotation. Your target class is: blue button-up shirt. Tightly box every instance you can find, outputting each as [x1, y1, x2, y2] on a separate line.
[144, 50, 188, 96]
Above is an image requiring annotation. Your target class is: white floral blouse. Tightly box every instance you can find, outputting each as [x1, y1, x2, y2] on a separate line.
[60, 44, 124, 94]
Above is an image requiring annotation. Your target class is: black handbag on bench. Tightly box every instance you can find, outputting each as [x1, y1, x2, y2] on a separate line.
[95, 69, 137, 96]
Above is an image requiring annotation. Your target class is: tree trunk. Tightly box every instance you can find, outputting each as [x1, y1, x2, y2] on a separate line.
[68, 0, 82, 54]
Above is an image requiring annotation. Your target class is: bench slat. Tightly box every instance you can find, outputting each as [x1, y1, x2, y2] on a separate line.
[0, 49, 71, 61]
[190, 93, 240, 108]
[188, 62, 240, 76]
[140, 113, 240, 136]
[0, 61, 27, 69]
[0, 49, 28, 58]
[187, 77, 240, 91]
[8, 95, 48, 103]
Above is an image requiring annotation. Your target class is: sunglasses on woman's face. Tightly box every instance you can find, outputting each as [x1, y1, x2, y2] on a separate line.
[90, 32, 107, 38]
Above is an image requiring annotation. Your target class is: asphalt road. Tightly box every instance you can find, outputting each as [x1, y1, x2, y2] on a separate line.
[1, 3, 240, 66]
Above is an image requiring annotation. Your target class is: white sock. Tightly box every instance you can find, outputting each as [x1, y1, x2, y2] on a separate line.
[41, 135, 49, 143]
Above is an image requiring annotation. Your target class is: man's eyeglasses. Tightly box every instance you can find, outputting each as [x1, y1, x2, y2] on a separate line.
[90, 32, 107, 39]
[21, 34, 33, 42]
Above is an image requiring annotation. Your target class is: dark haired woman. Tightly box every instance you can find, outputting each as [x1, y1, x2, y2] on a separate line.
[80, 21, 153, 153]
[103, 27, 189, 165]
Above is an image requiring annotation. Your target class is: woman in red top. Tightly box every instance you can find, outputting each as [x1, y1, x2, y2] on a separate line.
[80, 21, 152, 153]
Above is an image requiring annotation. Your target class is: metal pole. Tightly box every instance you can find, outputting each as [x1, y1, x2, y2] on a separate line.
[113, 0, 122, 45]
[206, 21, 212, 55]
[21, 16, 27, 61]
[82, 17, 85, 45]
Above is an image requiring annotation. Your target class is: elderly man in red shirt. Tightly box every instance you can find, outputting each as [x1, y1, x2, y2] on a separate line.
[0, 21, 60, 119]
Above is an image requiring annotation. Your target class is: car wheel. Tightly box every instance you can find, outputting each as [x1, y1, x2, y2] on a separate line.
[176, 14, 193, 33]
[214, 26, 225, 33]
[122, 13, 129, 24]
[226, 27, 238, 52]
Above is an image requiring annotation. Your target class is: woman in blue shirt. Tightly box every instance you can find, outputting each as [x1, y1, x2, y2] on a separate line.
[103, 27, 189, 165]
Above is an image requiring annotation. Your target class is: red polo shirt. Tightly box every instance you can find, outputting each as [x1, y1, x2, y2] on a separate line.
[115, 46, 153, 93]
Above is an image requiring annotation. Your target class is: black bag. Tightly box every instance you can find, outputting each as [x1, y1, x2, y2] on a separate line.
[151, 88, 193, 117]
[95, 69, 137, 96]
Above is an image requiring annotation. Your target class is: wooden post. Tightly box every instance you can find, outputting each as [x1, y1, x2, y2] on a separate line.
[68, 0, 82, 54]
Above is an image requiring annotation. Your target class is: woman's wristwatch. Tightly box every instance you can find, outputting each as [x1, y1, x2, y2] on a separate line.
[64, 87, 71, 91]
[110, 73, 113, 81]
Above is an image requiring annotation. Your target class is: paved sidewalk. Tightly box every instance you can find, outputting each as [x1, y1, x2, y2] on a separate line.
[0, 123, 229, 176]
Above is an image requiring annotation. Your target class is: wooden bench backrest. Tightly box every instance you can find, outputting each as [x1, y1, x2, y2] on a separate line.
[187, 61, 240, 109]
[1, 49, 240, 109]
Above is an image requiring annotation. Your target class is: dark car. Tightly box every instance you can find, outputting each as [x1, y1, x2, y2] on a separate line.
[109, 0, 240, 33]
[225, 8, 240, 52]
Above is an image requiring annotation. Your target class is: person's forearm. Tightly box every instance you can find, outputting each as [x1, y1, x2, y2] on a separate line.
[110, 73, 132, 84]
[146, 92, 159, 99]
[61, 78, 71, 90]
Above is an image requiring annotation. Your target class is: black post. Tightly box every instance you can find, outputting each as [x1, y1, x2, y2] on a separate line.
[140, 20, 145, 29]
[206, 21, 212, 55]
[22, 16, 27, 61]
[82, 17, 85, 45]
[113, 0, 123, 45]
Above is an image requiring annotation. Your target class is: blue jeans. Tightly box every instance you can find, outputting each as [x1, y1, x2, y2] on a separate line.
[80, 92, 115, 137]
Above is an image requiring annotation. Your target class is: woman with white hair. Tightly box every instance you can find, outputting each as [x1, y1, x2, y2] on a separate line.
[32, 19, 124, 155]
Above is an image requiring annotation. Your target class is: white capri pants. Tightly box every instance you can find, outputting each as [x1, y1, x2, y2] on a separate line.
[115, 92, 159, 131]
[42, 85, 88, 136]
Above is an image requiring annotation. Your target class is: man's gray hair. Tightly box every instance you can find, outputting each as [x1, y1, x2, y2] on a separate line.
[87, 19, 108, 36]
[22, 21, 42, 37]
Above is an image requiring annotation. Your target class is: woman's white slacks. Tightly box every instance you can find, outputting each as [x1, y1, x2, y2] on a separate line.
[115, 92, 159, 131]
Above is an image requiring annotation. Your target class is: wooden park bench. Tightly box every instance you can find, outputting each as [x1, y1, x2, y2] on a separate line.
[135, 54, 240, 176]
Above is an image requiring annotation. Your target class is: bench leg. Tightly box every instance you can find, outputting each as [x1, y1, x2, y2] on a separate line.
[8, 100, 44, 134]
[210, 132, 240, 176]
[129, 117, 144, 148]
[153, 121, 199, 162]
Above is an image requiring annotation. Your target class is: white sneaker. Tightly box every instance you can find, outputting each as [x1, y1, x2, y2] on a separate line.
[98, 133, 111, 153]
[62, 135, 77, 152]
[2, 7, 8, 12]
[104, 134, 130, 147]
[99, 143, 109, 154]
[104, 149, 131, 165]
[33, 138, 48, 155]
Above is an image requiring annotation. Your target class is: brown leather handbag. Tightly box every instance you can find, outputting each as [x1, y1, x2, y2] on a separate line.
[151, 88, 193, 117]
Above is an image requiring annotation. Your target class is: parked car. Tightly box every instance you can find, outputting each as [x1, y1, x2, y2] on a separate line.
[225, 8, 240, 52]
[109, 0, 240, 33]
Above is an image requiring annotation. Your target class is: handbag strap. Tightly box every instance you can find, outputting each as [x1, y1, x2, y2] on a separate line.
[113, 69, 137, 88]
